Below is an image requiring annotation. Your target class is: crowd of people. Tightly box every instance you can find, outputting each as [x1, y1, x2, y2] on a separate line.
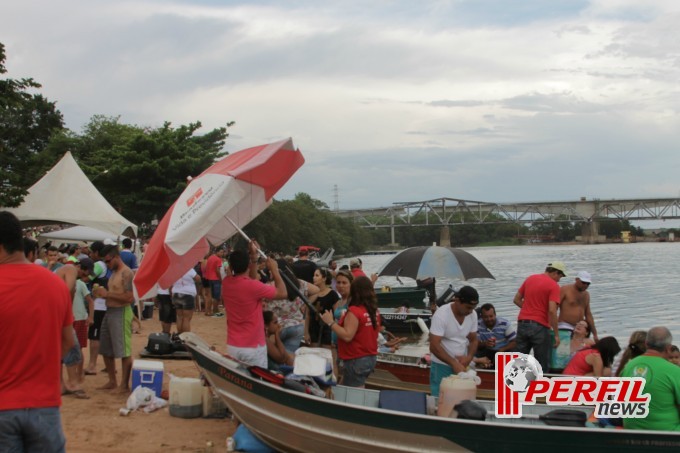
[430, 259, 680, 432]
[2, 206, 679, 453]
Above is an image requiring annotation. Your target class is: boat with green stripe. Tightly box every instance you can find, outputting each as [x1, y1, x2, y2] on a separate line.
[181, 332, 680, 452]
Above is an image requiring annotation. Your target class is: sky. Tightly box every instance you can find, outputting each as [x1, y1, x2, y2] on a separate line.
[3, 0, 680, 215]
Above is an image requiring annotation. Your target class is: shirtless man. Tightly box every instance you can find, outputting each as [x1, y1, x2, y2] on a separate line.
[97, 245, 135, 393]
[558, 271, 598, 340]
[552, 270, 598, 372]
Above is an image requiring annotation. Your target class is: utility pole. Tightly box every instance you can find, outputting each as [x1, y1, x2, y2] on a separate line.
[333, 184, 339, 211]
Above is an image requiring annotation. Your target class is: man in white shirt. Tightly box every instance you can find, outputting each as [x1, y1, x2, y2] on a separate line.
[429, 286, 479, 396]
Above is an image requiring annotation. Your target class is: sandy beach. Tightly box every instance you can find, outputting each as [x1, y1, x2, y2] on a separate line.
[61, 310, 237, 453]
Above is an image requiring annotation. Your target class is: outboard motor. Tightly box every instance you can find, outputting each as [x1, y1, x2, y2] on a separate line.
[435, 284, 455, 307]
[416, 277, 436, 304]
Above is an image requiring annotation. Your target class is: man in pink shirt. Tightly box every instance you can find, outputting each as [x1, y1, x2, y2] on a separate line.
[513, 261, 566, 372]
[222, 242, 287, 367]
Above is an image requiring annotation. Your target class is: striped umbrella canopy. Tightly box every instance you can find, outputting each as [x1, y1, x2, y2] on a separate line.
[377, 246, 494, 281]
[133, 138, 304, 300]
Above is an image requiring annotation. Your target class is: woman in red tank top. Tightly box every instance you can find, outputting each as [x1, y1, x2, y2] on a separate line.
[320, 276, 380, 387]
[563, 336, 621, 376]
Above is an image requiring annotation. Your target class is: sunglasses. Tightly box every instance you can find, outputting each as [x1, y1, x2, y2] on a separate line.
[581, 281, 591, 286]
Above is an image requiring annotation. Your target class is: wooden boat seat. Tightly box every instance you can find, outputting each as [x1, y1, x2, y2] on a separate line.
[333, 386, 380, 408]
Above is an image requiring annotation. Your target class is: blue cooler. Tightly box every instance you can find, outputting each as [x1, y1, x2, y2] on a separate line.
[131, 359, 164, 397]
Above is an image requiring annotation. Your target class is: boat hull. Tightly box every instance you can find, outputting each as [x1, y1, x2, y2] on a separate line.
[380, 309, 432, 334]
[376, 287, 427, 309]
[182, 333, 680, 453]
[371, 350, 559, 400]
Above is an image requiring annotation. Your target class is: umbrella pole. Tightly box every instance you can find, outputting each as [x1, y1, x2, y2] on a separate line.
[225, 217, 318, 316]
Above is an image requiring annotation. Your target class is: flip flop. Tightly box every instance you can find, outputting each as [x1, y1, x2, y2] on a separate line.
[63, 389, 91, 399]
[84, 371, 97, 376]
[71, 390, 90, 399]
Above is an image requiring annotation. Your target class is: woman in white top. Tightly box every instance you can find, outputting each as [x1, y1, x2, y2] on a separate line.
[172, 268, 201, 333]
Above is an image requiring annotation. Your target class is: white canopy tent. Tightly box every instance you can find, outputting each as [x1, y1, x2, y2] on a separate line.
[38, 225, 121, 244]
[4, 152, 137, 237]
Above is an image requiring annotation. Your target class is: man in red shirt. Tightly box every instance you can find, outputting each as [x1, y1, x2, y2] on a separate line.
[349, 258, 378, 284]
[0, 212, 74, 452]
[513, 261, 566, 372]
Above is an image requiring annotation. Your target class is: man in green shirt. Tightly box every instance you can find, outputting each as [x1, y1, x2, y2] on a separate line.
[622, 326, 680, 431]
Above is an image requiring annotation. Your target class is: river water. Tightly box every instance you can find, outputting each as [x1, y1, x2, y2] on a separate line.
[345, 242, 680, 348]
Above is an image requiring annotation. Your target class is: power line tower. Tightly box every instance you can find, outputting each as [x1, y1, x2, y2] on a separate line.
[333, 184, 339, 211]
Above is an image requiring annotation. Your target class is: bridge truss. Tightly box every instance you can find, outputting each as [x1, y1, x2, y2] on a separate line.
[335, 197, 680, 229]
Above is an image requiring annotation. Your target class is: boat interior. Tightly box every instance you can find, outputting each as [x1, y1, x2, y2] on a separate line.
[329, 385, 597, 428]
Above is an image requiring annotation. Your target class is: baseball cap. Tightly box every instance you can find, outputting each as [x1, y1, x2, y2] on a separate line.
[349, 258, 361, 268]
[576, 271, 592, 283]
[547, 261, 567, 277]
[454, 285, 479, 304]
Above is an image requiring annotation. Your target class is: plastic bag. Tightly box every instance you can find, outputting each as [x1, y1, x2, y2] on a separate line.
[457, 369, 481, 385]
[294, 347, 333, 378]
[232, 424, 275, 453]
[125, 386, 168, 413]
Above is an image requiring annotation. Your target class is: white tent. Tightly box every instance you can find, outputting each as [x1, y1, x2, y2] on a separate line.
[38, 225, 121, 244]
[4, 152, 137, 237]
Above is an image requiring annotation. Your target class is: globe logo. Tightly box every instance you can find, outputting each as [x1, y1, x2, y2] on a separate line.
[503, 354, 543, 393]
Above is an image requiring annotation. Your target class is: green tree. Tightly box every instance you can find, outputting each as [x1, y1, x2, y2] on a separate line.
[598, 219, 635, 239]
[0, 43, 65, 206]
[244, 193, 371, 255]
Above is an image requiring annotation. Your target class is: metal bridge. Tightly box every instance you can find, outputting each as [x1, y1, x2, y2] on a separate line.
[334, 197, 680, 244]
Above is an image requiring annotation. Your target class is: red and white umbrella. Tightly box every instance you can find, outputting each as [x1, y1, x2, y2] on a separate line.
[133, 138, 304, 300]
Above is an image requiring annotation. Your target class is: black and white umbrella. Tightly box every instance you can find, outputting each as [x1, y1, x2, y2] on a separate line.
[377, 246, 494, 281]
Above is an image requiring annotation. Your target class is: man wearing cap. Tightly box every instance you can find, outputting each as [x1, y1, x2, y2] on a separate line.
[349, 258, 378, 284]
[550, 270, 598, 371]
[559, 271, 597, 339]
[513, 262, 566, 372]
[292, 249, 317, 284]
[429, 286, 480, 396]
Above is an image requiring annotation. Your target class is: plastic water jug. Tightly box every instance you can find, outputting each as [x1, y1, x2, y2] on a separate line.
[437, 374, 477, 418]
[169, 377, 203, 418]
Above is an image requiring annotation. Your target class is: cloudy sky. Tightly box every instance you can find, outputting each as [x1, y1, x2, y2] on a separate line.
[3, 0, 679, 212]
